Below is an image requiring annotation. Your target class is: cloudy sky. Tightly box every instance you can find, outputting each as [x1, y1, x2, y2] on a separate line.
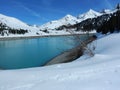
[0, 0, 119, 25]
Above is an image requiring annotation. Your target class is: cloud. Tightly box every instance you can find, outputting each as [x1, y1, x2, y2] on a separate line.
[14, 0, 66, 15]
[13, 1, 48, 21]
[38, 0, 66, 14]
[104, 0, 113, 9]
[21, 6, 40, 17]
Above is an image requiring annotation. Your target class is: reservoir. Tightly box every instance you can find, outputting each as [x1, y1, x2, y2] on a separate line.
[0, 35, 90, 69]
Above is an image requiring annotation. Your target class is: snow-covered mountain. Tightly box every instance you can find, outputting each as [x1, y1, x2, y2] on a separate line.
[0, 8, 117, 37]
[39, 14, 78, 30]
[0, 9, 102, 32]
[77, 9, 102, 21]
[0, 14, 46, 36]
[72, 8, 120, 34]
[0, 14, 39, 31]
[40, 9, 102, 31]
[101, 9, 112, 14]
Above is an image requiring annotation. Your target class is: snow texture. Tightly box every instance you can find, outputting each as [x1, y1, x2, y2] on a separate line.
[77, 9, 102, 21]
[0, 33, 120, 90]
[39, 14, 79, 30]
[0, 13, 96, 37]
[0, 9, 117, 38]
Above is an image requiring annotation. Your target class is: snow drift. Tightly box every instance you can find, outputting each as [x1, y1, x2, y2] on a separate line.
[0, 33, 120, 90]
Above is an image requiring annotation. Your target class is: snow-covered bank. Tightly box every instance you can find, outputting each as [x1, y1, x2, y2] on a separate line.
[0, 30, 96, 40]
[0, 33, 120, 90]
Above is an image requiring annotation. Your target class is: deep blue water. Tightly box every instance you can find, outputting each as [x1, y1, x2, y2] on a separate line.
[0, 35, 89, 69]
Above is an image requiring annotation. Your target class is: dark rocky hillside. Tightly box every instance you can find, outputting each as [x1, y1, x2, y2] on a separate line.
[0, 23, 28, 36]
[56, 4, 120, 34]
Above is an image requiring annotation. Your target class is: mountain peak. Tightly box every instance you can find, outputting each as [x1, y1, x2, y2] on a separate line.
[86, 9, 101, 16]
[40, 14, 78, 30]
[77, 9, 102, 21]
[88, 9, 96, 12]
[0, 13, 39, 31]
[62, 14, 77, 21]
[64, 14, 74, 18]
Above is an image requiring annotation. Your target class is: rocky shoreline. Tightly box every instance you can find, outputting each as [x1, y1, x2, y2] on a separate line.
[45, 35, 97, 66]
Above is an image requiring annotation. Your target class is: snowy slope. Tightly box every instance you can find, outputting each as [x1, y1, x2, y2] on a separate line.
[0, 33, 120, 90]
[101, 9, 112, 14]
[39, 9, 102, 31]
[39, 15, 78, 30]
[77, 9, 102, 21]
[0, 14, 38, 31]
[0, 14, 49, 36]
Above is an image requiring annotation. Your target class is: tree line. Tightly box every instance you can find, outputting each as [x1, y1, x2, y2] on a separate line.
[55, 4, 120, 35]
[97, 10, 120, 34]
[0, 23, 28, 36]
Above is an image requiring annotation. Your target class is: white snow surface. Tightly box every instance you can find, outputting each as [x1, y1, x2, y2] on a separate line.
[0, 13, 95, 37]
[78, 9, 102, 21]
[0, 33, 120, 90]
[40, 9, 102, 31]
[0, 14, 39, 31]
[39, 14, 78, 30]
[101, 9, 112, 14]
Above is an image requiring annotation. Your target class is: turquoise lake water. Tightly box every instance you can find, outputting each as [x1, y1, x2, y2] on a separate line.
[0, 35, 89, 69]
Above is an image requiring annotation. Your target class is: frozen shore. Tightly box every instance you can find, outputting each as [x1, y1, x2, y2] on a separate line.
[0, 33, 92, 41]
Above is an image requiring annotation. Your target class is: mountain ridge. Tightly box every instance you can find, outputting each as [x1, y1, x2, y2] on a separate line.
[0, 8, 117, 36]
[39, 9, 103, 30]
[77, 9, 102, 21]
